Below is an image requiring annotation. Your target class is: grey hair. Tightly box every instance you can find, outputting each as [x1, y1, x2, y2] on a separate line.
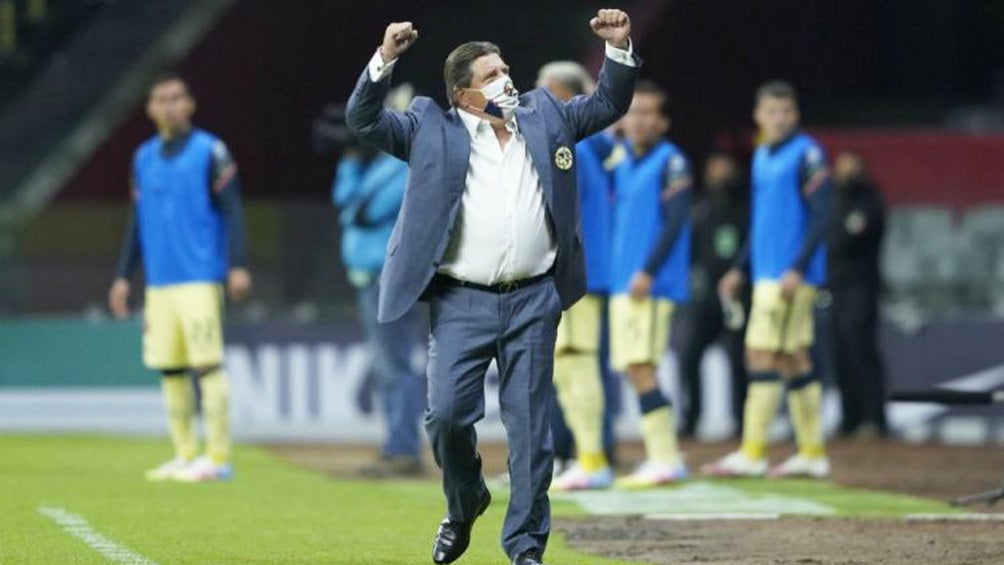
[536, 61, 595, 96]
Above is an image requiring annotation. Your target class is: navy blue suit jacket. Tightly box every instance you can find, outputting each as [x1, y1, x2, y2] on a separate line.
[347, 53, 639, 322]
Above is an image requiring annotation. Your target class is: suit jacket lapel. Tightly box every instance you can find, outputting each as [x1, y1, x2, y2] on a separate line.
[515, 106, 554, 208]
[446, 108, 471, 196]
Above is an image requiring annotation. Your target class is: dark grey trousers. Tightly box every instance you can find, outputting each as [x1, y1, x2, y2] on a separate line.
[424, 277, 561, 559]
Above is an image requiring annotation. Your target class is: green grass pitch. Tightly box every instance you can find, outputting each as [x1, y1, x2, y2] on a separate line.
[0, 435, 956, 564]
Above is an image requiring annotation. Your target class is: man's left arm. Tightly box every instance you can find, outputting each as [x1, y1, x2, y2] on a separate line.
[642, 156, 693, 276]
[209, 141, 252, 301]
[629, 155, 692, 299]
[790, 144, 832, 275]
[562, 9, 640, 141]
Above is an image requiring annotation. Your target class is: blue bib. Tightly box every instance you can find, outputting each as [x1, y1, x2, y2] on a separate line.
[576, 134, 614, 294]
[134, 129, 227, 287]
[750, 133, 826, 285]
[610, 140, 691, 302]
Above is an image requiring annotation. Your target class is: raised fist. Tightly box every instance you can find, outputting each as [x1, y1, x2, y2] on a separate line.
[380, 22, 419, 62]
[589, 9, 631, 49]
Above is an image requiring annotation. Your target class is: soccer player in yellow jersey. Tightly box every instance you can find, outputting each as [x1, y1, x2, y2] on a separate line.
[703, 81, 832, 479]
[109, 73, 251, 482]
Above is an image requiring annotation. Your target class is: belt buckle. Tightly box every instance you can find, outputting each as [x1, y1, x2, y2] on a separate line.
[498, 281, 518, 293]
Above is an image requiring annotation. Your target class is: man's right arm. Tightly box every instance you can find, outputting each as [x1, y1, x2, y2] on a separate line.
[109, 196, 140, 319]
[115, 159, 142, 281]
[346, 22, 422, 161]
[114, 206, 141, 280]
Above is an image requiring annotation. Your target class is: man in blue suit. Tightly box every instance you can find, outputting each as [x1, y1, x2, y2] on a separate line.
[346, 9, 639, 565]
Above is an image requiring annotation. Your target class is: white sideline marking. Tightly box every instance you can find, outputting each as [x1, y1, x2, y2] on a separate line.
[646, 512, 781, 521]
[905, 514, 1004, 523]
[551, 482, 835, 516]
[38, 506, 159, 565]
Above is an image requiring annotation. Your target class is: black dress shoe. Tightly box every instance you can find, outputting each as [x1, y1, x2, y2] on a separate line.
[512, 549, 544, 565]
[432, 488, 491, 564]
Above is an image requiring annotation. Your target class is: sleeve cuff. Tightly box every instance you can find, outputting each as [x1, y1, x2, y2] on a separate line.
[367, 49, 397, 82]
[604, 39, 635, 67]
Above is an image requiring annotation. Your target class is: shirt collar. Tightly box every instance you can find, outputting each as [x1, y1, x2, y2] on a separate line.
[457, 108, 518, 137]
[767, 129, 801, 154]
[159, 127, 195, 158]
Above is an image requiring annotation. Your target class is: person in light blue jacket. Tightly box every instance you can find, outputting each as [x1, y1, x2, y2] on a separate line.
[333, 145, 424, 478]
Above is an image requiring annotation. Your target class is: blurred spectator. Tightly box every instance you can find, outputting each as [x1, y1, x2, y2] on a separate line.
[827, 151, 887, 438]
[679, 152, 749, 438]
[324, 86, 426, 477]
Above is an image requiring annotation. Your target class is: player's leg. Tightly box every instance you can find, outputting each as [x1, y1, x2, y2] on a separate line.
[703, 282, 785, 477]
[550, 301, 579, 475]
[783, 350, 826, 454]
[773, 284, 829, 478]
[142, 286, 198, 481]
[174, 284, 232, 482]
[551, 295, 611, 491]
[739, 283, 787, 463]
[610, 295, 686, 488]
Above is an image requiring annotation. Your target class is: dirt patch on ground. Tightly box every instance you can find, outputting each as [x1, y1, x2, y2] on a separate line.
[270, 440, 1004, 564]
[270, 439, 1003, 503]
[559, 516, 1004, 565]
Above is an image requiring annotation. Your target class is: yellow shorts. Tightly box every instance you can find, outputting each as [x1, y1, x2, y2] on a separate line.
[609, 294, 674, 371]
[745, 281, 816, 354]
[555, 293, 603, 354]
[143, 283, 225, 369]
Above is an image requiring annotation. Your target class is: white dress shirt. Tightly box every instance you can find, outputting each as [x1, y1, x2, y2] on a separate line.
[438, 112, 556, 284]
[366, 41, 636, 285]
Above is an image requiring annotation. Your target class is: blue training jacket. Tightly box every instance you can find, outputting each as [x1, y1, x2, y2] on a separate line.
[332, 152, 408, 275]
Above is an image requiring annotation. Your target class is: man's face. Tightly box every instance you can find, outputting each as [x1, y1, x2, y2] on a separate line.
[704, 155, 738, 193]
[754, 95, 799, 144]
[467, 53, 511, 91]
[623, 92, 669, 150]
[834, 152, 865, 186]
[147, 80, 195, 135]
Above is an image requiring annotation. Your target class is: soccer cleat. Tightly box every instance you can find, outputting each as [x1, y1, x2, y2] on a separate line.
[700, 451, 768, 478]
[550, 464, 614, 492]
[173, 456, 234, 483]
[614, 460, 688, 489]
[144, 457, 192, 482]
[768, 454, 830, 479]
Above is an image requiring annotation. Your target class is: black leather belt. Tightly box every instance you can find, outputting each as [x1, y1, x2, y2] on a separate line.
[434, 271, 551, 294]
